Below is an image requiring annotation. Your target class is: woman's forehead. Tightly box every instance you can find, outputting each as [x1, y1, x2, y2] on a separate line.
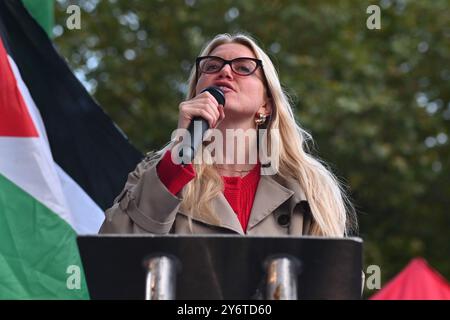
[209, 43, 256, 59]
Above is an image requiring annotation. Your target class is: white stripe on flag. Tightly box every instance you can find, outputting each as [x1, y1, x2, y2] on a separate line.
[56, 164, 104, 234]
[0, 137, 74, 227]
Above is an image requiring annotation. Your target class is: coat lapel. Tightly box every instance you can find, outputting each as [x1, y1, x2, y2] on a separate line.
[210, 192, 245, 234]
[247, 175, 295, 230]
[178, 172, 307, 235]
[178, 192, 245, 235]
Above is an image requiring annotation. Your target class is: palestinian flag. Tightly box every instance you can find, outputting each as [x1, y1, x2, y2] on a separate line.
[0, 0, 142, 299]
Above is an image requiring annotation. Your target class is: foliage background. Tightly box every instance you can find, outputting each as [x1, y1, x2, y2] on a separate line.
[53, 0, 450, 296]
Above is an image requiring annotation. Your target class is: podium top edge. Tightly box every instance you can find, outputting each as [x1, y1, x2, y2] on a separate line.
[78, 233, 363, 243]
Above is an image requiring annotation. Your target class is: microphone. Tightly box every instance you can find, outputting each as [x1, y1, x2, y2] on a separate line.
[180, 86, 225, 162]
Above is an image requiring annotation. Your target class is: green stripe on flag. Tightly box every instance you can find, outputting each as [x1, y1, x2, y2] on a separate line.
[0, 173, 89, 299]
[22, 0, 54, 38]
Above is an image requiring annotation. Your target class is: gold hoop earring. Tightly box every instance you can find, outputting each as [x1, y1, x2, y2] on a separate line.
[255, 113, 268, 126]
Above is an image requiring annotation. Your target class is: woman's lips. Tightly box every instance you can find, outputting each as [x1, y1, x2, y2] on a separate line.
[218, 86, 234, 93]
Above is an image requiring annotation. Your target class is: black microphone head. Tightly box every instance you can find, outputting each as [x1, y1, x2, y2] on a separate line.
[201, 86, 226, 106]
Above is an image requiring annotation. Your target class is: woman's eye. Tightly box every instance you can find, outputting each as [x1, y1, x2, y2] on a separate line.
[205, 63, 220, 71]
[237, 65, 251, 73]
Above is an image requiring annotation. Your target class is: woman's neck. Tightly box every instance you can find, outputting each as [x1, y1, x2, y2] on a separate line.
[212, 116, 259, 169]
[215, 131, 258, 169]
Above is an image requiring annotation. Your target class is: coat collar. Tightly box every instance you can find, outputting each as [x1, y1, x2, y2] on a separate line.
[179, 171, 307, 234]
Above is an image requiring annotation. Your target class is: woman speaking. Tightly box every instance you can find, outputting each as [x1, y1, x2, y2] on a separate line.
[100, 33, 357, 237]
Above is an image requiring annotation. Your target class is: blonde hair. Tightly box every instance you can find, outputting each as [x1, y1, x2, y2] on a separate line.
[155, 33, 356, 236]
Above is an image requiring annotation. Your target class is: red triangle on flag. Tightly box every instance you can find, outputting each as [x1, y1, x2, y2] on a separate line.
[0, 38, 38, 137]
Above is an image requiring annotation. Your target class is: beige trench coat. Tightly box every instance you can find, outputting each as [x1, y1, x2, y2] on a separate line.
[99, 152, 313, 236]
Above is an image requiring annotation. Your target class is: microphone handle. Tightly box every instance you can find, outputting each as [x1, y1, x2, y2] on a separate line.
[179, 86, 225, 163]
[182, 116, 209, 162]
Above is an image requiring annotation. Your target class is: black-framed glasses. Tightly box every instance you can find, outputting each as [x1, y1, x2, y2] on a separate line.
[196, 56, 263, 80]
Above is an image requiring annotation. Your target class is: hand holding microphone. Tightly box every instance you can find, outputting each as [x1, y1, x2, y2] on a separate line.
[176, 86, 226, 161]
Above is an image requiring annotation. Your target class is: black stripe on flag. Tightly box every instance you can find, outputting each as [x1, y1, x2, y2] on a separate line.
[0, 0, 143, 211]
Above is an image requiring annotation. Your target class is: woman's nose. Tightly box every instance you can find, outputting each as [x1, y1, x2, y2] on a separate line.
[218, 63, 233, 79]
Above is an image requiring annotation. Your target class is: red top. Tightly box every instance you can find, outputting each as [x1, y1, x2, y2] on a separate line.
[156, 150, 261, 232]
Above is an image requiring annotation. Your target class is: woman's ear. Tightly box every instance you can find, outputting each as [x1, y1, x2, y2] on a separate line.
[258, 97, 273, 116]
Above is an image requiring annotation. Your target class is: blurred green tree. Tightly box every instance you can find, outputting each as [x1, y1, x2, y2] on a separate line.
[53, 0, 450, 296]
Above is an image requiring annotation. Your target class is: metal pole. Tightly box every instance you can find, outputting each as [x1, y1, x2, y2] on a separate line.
[144, 256, 178, 300]
[265, 256, 301, 300]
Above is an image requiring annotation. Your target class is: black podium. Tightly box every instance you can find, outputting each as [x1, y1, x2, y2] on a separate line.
[77, 235, 363, 300]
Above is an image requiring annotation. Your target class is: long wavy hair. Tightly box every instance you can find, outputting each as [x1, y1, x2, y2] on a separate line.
[153, 33, 357, 236]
